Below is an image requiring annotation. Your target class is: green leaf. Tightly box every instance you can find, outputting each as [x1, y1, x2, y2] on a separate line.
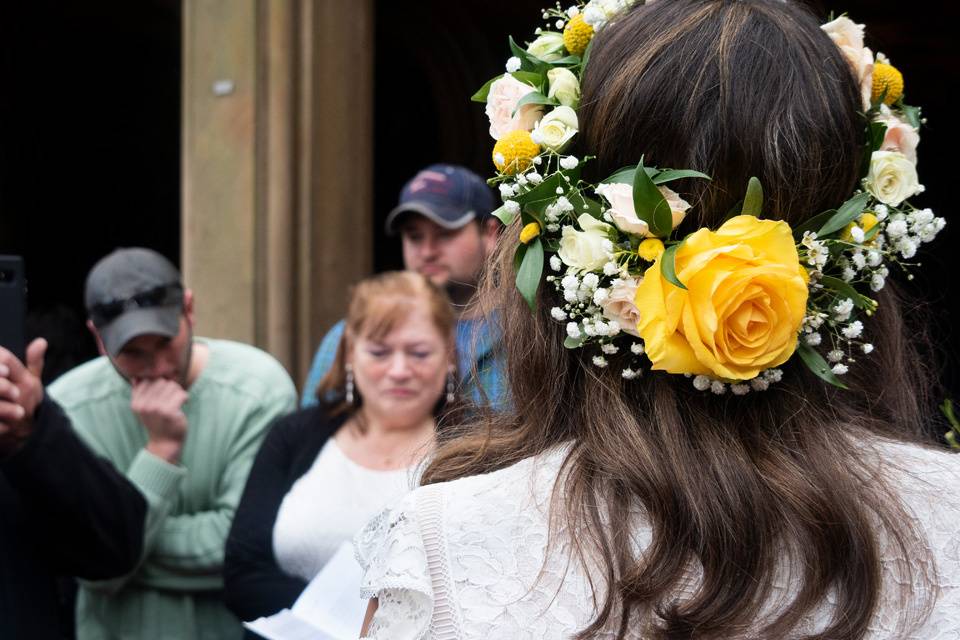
[817, 192, 872, 237]
[633, 160, 673, 237]
[580, 38, 594, 73]
[548, 55, 581, 66]
[652, 169, 712, 185]
[512, 91, 557, 115]
[510, 70, 544, 89]
[471, 74, 502, 103]
[792, 209, 837, 240]
[819, 276, 877, 312]
[741, 177, 763, 217]
[509, 36, 547, 73]
[564, 333, 586, 349]
[900, 104, 922, 129]
[601, 164, 657, 186]
[515, 173, 563, 206]
[868, 121, 888, 152]
[516, 237, 544, 311]
[569, 192, 603, 219]
[492, 203, 518, 226]
[798, 342, 849, 390]
[513, 243, 526, 274]
[660, 242, 686, 290]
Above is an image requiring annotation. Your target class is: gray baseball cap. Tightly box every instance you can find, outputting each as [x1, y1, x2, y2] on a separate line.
[84, 248, 185, 357]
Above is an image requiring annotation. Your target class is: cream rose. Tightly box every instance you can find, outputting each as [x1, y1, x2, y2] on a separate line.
[864, 150, 921, 206]
[485, 75, 545, 140]
[821, 16, 874, 109]
[526, 32, 565, 61]
[594, 182, 689, 237]
[531, 106, 579, 152]
[600, 277, 642, 336]
[547, 67, 581, 108]
[876, 106, 919, 164]
[557, 214, 614, 271]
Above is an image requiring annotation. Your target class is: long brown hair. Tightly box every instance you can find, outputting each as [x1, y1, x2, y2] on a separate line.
[423, 1, 940, 637]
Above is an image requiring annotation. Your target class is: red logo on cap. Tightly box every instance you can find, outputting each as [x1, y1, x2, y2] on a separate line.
[408, 171, 449, 195]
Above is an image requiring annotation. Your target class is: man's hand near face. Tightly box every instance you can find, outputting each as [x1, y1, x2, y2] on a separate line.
[0, 339, 48, 456]
[131, 379, 189, 463]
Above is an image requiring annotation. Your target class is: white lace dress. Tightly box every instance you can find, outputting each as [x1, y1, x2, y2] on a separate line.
[355, 439, 960, 639]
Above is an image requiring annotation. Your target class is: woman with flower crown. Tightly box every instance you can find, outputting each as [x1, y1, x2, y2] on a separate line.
[356, 1, 960, 638]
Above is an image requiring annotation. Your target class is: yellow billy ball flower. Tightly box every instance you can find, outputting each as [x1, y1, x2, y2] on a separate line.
[842, 212, 880, 242]
[519, 221, 541, 244]
[492, 130, 540, 175]
[562, 14, 593, 57]
[637, 238, 665, 261]
[871, 63, 904, 105]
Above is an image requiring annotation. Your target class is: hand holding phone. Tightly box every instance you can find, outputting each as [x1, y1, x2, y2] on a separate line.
[0, 338, 47, 455]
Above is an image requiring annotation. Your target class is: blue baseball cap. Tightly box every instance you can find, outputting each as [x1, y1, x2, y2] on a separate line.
[384, 164, 495, 235]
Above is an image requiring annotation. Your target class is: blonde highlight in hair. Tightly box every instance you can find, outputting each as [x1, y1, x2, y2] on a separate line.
[317, 271, 457, 421]
[422, 1, 939, 637]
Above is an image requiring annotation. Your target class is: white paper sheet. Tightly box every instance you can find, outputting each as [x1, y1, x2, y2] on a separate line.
[243, 542, 367, 640]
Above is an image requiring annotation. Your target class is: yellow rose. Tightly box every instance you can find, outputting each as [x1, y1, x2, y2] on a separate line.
[634, 215, 808, 381]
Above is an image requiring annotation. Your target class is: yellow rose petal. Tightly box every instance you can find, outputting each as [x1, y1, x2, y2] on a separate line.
[519, 221, 541, 244]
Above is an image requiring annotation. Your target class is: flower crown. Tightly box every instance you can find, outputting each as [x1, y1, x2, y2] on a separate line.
[476, 1, 943, 394]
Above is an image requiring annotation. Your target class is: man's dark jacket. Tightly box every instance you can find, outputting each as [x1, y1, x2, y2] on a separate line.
[0, 398, 146, 639]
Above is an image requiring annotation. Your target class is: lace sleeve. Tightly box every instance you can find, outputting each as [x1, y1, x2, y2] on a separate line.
[354, 490, 435, 639]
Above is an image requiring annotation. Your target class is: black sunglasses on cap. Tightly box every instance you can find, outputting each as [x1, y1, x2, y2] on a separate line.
[89, 283, 184, 327]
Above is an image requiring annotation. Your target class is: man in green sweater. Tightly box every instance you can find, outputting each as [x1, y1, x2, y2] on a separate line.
[48, 248, 297, 640]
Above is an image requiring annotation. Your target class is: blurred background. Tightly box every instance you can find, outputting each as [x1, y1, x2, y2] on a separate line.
[1, 0, 957, 398]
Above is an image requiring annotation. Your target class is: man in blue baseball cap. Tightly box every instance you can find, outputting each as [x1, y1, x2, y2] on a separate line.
[302, 163, 506, 409]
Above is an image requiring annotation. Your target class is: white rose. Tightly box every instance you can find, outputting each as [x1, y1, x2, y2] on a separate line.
[547, 67, 581, 108]
[526, 32, 566, 62]
[821, 16, 874, 110]
[864, 150, 921, 207]
[600, 277, 642, 336]
[876, 106, 919, 164]
[531, 106, 579, 152]
[594, 182, 689, 237]
[557, 214, 614, 271]
[485, 75, 545, 140]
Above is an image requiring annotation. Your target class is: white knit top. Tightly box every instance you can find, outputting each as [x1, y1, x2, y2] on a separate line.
[273, 438, 415, 582]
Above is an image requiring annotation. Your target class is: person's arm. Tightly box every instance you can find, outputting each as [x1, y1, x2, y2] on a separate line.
[224, 413, 309, 620]
[300, 320, 344, 408]
[1, 397, 147, 580]
[0, 340, 147, 580]
[84, 388, 297, 594]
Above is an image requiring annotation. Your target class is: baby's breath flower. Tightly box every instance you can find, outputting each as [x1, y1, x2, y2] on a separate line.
[710, 381, 726, 395]
[592, 355, 608, 368]
[551, 307, 568, 321]
[621, 368, 638, 380]
[630, 342, 645, 355]
[693, 375, 711, 391]
[862, 343, 875, 354]
[842, 321, 864, 339]
[805, 333, 822, 346]
[566, 322, 581, 339]
[827, 349, 845, 363]
[831, 363, 849, 375]
[750, 378, 770, 392]
[560, 155, 579, 170]
[505, 56, 522, 73]
[550, 255, 563, 272]
[601, 343, 618, 355]
[731, 384, 750, 396]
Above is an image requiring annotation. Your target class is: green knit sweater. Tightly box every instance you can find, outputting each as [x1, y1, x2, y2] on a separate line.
[49, 339, 297, 640]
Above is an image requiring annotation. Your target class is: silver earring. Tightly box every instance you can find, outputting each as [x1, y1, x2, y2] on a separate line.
[446, 369, 455, 403]
[345, 364, 354, 404]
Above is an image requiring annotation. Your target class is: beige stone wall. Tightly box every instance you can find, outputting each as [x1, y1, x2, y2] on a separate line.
[181, 0, 373, 386]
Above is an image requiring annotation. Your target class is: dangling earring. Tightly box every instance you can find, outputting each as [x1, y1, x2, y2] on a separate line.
[446, 366, 456, 403]
[345, 363, 355, 404]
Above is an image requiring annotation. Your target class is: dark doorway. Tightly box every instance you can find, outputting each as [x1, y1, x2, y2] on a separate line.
[0, 0, 181, 383]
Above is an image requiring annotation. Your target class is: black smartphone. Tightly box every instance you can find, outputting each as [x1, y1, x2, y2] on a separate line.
[0, 255, 26, 362]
